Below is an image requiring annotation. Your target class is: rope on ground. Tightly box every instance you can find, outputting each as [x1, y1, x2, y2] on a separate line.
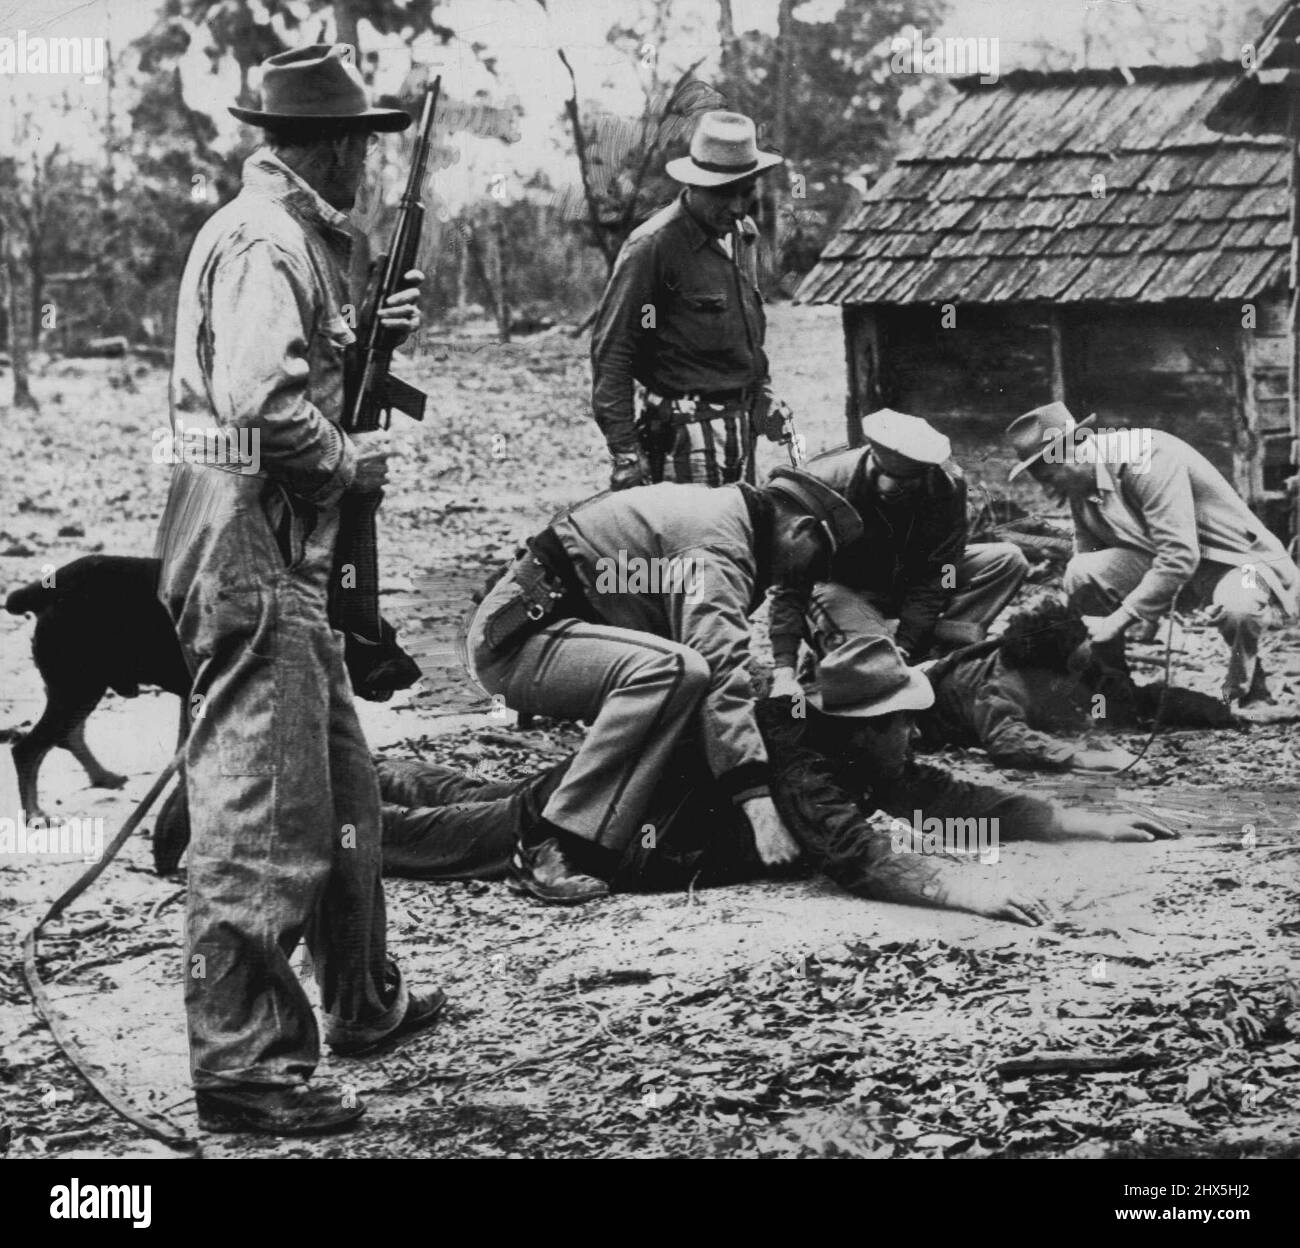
[21, 750, 199, 1155]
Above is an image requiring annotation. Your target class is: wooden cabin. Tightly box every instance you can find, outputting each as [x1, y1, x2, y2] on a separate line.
[798, 62, 1293, 540]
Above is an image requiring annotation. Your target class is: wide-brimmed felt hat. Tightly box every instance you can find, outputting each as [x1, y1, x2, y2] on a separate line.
[861, 408, 951, 472]
[764, 467, 863, 555]
[665, 111, 783, 187]
[807, 635, 935, 718]
[230, 44, 412, 133]
[1006, 401, 1098, 481]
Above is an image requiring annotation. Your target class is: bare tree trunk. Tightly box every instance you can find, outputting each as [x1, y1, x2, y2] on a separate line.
[717, 0, 738, 82]
[766, 0, 795, 265]
[28, 239, 43, 345]
[464, 218, 496, 313]
[335, 0, 360, 59]
[3, 237, 38, 411]
[556, 47, 617, 274]
[491, 206, 510, 344]
[455, 221, 471, 310]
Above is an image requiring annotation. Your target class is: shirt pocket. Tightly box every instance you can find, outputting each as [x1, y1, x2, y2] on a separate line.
[678, 288, 731, 352]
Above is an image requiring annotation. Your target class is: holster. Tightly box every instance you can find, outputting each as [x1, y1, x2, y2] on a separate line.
[480, 542, 568, 653]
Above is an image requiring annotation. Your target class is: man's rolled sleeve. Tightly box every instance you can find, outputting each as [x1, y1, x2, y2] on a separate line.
[591, 235, 656, 456]
[767, 584, 808, 669]
[970, 687, 1076, 771]
[1118, 460, 1199, 620]
[208, 240, 355, 507]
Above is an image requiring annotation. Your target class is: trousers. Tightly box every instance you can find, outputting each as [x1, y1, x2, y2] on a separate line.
[1064, 548, 1275, 701]
[161, 476, 407, 1089]
[805, 542, 1029, 658]
[638, 394, 753, 486]
[467, 566, 711, 853]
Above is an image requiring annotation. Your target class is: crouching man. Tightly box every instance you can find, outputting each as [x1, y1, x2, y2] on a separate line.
[770, 409, 1027, 700]
[1005, 403, 1299, 718]
[465, 471, 864, 902]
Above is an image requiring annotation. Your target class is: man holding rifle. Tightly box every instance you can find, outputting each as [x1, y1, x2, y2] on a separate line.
[155, 45, 443, 1137]
[591, 110, 799, 489]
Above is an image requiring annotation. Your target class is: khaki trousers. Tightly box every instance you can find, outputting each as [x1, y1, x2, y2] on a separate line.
[468, 567, 710, 852]
[1064, 548, 1274, 701]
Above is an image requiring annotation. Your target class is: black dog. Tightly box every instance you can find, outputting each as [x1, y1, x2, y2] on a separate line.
[6, 554, 421, 831]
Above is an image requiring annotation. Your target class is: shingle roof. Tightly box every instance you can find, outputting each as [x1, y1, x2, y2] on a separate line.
[798, 62, 1288, 307]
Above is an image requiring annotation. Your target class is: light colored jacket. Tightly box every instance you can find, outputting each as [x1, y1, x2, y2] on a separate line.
[1071, 429, 1299, 619]
[155, 150, 360, 621]
[553, 483, 771, 796]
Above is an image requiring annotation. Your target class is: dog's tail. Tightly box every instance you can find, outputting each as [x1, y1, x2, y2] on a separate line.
[4, 579, 52, 617]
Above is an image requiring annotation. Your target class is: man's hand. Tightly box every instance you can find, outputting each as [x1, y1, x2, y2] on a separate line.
[350, 429, 394, 494]
[760, 394, 795, 444]
[1057, 808, 1179, 841]
[1072, 746, 1140, 772]
[609, 450, 650, 491]
[769, 666, 802, 698]
[943, 873, 1051, 926]
[742, 795, 801, 867]
[1082, 609, 1132, 646]
[376, 268, 423, 345]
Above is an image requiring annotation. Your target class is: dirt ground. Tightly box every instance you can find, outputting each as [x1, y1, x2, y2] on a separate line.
[1, 304, 1298, 1160]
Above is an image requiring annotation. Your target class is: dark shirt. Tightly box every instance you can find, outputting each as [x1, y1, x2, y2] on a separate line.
[590, 192, 768, 455]
[918, 651, 1237, 769]
[755, 698, 1062, 901]
[769, 446, 968, 664]
[921, 651, 1080, 771]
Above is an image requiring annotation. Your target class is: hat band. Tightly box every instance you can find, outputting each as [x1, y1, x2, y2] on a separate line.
[693, 155, 759, 174]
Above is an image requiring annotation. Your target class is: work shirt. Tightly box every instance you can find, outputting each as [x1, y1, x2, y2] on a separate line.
[551, 482, 773, 797]
[1070, 429, 1299, 621]
[917, 648, 1238, 769]
[756, 699, 1062, 900]
[769, 446, 967, 665]
[920, 652, 1080, 770]
[590, 192, 768, 455]
[156, 147, 362, 618]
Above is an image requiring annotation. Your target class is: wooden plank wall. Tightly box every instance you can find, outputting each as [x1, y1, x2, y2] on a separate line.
[845, 299, 1291, 535]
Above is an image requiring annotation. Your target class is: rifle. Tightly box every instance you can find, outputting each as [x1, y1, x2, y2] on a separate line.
[331, 78, 441, 701]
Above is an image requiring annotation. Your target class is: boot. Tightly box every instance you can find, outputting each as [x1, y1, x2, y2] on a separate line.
[510, 837, 609, 905]
[196, 1083, 365, 1136]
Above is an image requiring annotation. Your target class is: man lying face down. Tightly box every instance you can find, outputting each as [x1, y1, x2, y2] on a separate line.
[916, 596, 1239, 773]
[376, 636, 1175, 926]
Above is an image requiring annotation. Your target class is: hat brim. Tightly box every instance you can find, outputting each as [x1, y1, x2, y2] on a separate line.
[665, 150, 783, 186]
[807, 667, 935, 718]
[229, 105, 412, 133]
[1007, 412, 1098, 481]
